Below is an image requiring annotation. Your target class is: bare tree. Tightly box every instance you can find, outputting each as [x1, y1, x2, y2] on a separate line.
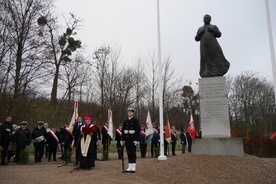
[0, 0, 52, 116]
[92, 46, 110, 121]
[228, 71, 276, 134]
[145, 54, 159, 122]
[37, 13, 82, 106]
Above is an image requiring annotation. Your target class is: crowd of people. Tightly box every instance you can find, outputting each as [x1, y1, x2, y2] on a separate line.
[0, 111, 202, 173]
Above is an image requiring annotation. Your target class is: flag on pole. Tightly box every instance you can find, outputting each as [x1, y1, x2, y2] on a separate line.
[68, 100, 79, 132]
[145, 111, 154, 143]
[165, 117, 171, 143]
[270, 132, 276, 140]
[107, 109, 113, 139]
[188, 114, 196, 139]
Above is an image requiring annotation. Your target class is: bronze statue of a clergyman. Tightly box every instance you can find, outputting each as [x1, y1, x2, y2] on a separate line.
[195, 14, 230, 78]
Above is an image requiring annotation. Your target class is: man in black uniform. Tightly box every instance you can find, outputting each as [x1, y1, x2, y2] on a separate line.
[121, 108, 140, 173]
[32, 121, 47, 163]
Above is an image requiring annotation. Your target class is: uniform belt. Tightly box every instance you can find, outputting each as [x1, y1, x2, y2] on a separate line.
[124, 130, 135, 134]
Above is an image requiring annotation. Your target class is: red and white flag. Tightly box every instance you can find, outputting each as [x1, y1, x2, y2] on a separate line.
[188, 114, 196, 139]
[165, 117, 171, 143]
[270, 132, 276, 140]
[107, 109, 113, 139]
[69, 100, 79, 132]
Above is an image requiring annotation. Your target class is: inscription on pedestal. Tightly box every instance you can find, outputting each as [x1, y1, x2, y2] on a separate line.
[199, 77, 230, 138]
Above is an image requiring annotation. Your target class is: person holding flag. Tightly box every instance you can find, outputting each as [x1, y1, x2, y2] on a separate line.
[121, 107, 140, 173]
[72, 116, 84, 165]
[60, 122, 74, 163]
[102, 121, 112, 160]
[186, 114, 196, 153]
[171, 125, 178, 156]
[151, 122, 160, 157]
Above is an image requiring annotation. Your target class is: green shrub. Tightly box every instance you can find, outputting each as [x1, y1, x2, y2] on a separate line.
[19, 147, 30, 165]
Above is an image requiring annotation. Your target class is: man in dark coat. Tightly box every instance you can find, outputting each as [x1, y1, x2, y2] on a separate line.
[32, 121, 47, 163]
[72, 116, 84, 165]
[121, 108, 140, 173]
[0, 116, 13, 165]
[13, 121, 32, 163]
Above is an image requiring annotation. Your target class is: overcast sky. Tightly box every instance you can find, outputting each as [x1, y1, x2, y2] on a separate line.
[54, 0, 276, 89]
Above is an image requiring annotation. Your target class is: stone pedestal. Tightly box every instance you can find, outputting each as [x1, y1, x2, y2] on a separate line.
[192, 76, 244, 156]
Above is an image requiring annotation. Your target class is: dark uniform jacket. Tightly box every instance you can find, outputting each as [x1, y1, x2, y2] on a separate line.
[0, 121, 13, 142]
[13, 128, 31, 148]
[32, 127, 47, 148]
[122, 117, 140, 147]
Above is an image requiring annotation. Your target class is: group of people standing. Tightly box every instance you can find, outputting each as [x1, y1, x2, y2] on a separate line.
[1, 109, 201, 174]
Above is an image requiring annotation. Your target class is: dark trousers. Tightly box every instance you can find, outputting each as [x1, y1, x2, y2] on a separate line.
[75, 142, 81, 163]
[126, 146, 136, 163]
[164, 141, 168, 156]
[187, 140, 192, 152]
[34, 146, 44, 162]
[80, 153, 94, 169]
[48, 146, 57, 161]
[171, 142, 176, 155]
[1, 140, 10, 164]
[140, 144, 147, 157]
[15, 146, 25, 163]
[151, 142, 159, 157]
[44, 144, 49, 157]
[117, 146, 123, 159]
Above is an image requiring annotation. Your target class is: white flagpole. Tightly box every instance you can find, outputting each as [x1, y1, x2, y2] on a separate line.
[157, 0, 167, 160]
[265, 0, 276, 101]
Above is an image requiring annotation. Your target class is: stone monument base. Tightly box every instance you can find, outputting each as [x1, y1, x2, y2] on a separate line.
[192, 137, 244, 156]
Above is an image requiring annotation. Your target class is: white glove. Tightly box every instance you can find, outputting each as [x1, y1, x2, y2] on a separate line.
[120, 141, 124, 146]
[96, 140, 100, 145]
[133, 141, 139, 146]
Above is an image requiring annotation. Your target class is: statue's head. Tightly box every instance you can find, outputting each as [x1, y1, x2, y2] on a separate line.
[203, 14, 211, 24]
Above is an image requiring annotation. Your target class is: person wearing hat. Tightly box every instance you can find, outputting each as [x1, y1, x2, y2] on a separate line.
[121, 108, 140, 173]
[13, 121, 32, 163]
[79, 114, 96, 170]
[32, 121, 47, 163]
